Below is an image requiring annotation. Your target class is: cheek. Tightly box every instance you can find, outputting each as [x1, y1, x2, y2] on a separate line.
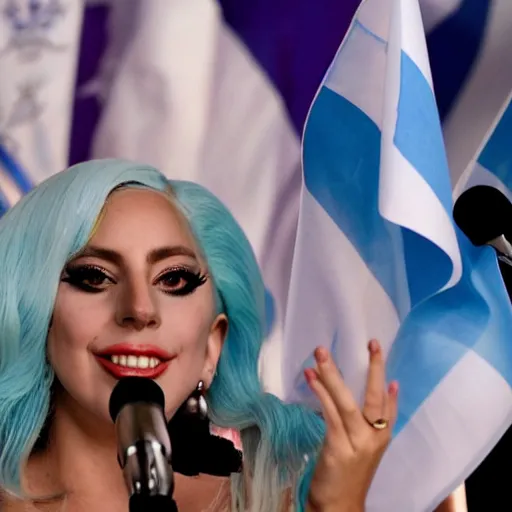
[47, 289, 109, 362]
[166, 300, 212, 354]
[159, 294, 216, 378]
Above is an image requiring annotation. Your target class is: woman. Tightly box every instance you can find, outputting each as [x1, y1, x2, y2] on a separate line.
[0, 159, 398, 511]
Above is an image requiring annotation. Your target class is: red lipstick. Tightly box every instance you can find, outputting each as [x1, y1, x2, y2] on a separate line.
[94, 343, 175, 380]
[96, 343, 174, 360]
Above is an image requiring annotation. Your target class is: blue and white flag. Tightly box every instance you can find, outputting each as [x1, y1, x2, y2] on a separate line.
[0, 0, 84, 206]
[428, 0, 512, 186]
[1, 1, 512, 508]
[455, 93, 512, 200]
[284, 1, 512, 510]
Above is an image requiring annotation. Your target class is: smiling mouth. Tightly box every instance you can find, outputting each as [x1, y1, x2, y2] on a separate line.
[102, 354, 163, 369]
[94, 344, 175, 379]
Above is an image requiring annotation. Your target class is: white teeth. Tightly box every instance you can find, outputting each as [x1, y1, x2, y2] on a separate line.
[109, 355, 161, 369]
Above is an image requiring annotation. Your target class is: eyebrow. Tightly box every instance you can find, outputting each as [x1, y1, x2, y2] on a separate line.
[74, 245, 198, 265]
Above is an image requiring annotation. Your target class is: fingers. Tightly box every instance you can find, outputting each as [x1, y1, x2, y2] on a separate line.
[313, 347, 363, 436]
[305, 368, 352, 451]
[362, 340, 387, 424]
[307, 341, 399, 440]
[387, 380, 399, 428]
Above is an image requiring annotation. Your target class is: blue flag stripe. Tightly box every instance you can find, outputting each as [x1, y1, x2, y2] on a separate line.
[0, 187, 10, 216]
[0, 144, 33, 194]
[395, 52, 453, 214]
[389, 234, 512, 433]
[303, 87, 405, 314]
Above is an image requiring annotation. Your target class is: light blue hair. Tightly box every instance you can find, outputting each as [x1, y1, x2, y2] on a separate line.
[0, 159, 324, 510]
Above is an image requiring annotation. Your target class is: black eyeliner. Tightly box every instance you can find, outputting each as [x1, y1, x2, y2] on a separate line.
[61, 264, 113, 293]
[156, 266, 208, 296]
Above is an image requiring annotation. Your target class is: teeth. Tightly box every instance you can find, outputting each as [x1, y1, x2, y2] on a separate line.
[138, 356, 149, 369]
[109, 355, 162, 369]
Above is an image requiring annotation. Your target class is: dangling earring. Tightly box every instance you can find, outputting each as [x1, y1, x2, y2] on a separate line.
[185, 380, 208, 420]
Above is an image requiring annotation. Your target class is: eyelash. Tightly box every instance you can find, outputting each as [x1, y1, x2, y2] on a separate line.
[61, 264, 208, 297]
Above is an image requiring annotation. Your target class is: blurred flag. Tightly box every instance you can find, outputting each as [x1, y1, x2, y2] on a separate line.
[425, 0, 512, 186]
[1, 2, 512, 508]
[0, 0, 83, 206]
[77, 0, 357, 397]
[284, 1, 512, 511]
[455, 92, 512, 199]
[2, 1, 511, 404]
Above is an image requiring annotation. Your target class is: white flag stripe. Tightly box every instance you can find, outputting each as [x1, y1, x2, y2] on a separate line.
[380, 146, 462, 291]
[443, 0, 512, 186]
[419, 0, 464, 32]
[285, 190, 399, 407]
[460, 162, 512, 203]
[0, 1, 84, 183]
[453, 91, 512, 199]
[398, 0, 433, 87]
[91, 0, 300, 398]
[368, 351, 512, 511]
[324, 22, 386, 129]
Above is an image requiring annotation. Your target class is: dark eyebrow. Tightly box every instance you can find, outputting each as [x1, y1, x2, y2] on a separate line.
[74, 245, 198, 265]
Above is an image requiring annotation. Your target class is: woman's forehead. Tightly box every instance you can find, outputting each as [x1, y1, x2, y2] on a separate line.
[87, 188, 201, 258]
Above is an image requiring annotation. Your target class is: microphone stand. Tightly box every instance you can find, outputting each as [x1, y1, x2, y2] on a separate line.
[121, 438, 179, 512]
[110, 378, 180, 512]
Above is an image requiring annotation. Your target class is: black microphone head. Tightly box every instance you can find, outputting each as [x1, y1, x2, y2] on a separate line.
[453, 185, 512, 245]
[109, 377, 165, 422]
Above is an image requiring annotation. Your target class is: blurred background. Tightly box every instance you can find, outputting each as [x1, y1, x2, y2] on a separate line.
[1, 1, 511, 510]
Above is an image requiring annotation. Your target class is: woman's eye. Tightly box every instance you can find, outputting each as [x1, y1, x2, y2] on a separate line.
[157, 268, 207, 296]
[62, 265, 114, 293]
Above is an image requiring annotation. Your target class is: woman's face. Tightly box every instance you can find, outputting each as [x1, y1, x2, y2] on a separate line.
[47, 188, 227, 423]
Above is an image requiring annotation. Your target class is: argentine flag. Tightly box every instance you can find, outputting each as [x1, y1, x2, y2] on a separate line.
[456, 92, 512, 200]
[284, 1, 512, 511]
[1, 0, 511, 508]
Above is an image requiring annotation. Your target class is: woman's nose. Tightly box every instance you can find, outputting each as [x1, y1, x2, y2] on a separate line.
[115, 278, 161, 331]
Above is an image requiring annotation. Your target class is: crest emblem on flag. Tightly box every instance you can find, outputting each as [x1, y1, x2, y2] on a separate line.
[1, 0, 67, 61]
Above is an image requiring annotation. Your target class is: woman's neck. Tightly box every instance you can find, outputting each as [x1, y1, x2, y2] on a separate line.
[24, 391, 128, 511]
[20, 390, 229, 512]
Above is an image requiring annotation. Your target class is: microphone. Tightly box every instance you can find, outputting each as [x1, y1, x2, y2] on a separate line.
[453, 185, 512, 266]
[109, 377, 177, 511]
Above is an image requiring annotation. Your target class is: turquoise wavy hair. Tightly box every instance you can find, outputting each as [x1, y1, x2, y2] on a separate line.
[0, 159, 324, 510]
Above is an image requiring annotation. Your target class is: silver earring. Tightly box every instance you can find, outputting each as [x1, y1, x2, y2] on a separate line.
[185, 380, 208, 420]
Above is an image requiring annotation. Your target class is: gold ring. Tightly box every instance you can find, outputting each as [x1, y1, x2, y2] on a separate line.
[366, 417, 389, 430]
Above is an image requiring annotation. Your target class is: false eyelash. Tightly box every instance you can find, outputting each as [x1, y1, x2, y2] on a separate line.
[157, 267, 208, 296]
[61, 264, 113, 293]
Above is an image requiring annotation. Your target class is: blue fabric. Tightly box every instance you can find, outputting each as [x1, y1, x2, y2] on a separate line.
[426, 0, 492, 121]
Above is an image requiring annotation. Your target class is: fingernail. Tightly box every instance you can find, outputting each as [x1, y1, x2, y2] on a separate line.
[389, 381, 399, 397]
[314, 347, 329, 364]
[304, 368, 317, 384]
[368, 339, 380, 354]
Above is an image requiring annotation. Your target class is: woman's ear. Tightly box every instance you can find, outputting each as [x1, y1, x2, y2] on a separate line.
[202, 313, 228, 386]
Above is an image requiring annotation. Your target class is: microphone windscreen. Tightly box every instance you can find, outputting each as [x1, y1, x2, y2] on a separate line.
[109, 377, 165, 422]
[453, 185, 512, 246]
